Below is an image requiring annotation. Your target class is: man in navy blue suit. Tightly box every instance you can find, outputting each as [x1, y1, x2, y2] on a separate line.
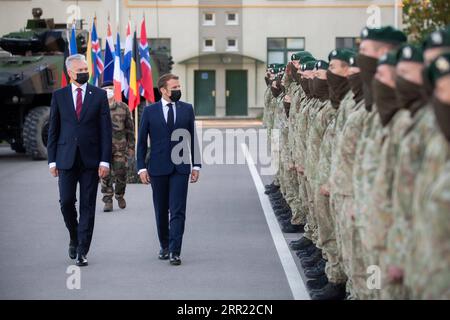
[137, 73, 202, 266]
[47, 54, 112, 267]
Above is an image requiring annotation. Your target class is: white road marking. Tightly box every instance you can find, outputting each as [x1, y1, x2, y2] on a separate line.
[241, 143, 310, 300]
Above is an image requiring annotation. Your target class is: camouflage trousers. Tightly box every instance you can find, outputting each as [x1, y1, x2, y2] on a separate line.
[358, 226, 381, 299]
[281, 163, 305, 225]
[101, 154, 128, 203]
[351, 226, 372, 300]
[290, 172, 308, 225]
[303, 177, 318, 244]
[334, 195, 357, 295]
[315, 190, 346, 284]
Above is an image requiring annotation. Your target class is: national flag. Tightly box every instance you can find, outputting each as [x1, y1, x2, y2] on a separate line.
[60, 35, 70, 87]
[86, 29, 94, 84]
[139, 15, 155, 103]
[122, 21, 132, 98]
[128, 30, 141, 112]
[113, 31, 124, 102]
[69, 22, 78, 55]
[103, 18, 115, 84]
[91, 17, 104, 86]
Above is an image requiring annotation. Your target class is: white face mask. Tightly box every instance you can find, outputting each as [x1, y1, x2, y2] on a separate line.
[106, 88, 114, 100]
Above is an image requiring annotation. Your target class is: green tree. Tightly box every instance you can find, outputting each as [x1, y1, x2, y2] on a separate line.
[403, 0, 450, 43]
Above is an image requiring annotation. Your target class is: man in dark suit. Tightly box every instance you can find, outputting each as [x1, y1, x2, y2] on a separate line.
[137, 73, 201, 266]
[47, 54, 112, 267]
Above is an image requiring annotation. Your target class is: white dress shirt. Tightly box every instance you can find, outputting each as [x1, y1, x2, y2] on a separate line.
[49, 83, 109, 169]
[138, 98, 200, 175]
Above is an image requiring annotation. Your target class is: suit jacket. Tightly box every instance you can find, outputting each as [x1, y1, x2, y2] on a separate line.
[137, 100, 202, 176]
[47, 84, 112, 170]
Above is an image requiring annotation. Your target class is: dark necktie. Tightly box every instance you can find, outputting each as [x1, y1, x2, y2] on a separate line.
[76, 88, 83, 120]
[167, 103, 174, 133]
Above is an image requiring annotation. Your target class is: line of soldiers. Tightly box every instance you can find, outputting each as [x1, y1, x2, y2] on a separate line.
[263, 25, 450, 300]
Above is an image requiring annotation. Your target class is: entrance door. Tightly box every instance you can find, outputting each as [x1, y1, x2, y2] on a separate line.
[194, 70, 216, 116]
[226, 70, 248, 116]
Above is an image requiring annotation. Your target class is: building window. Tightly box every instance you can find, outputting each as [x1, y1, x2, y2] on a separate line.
[226, 38, 238, 51]
[336, 37, 359, 50]
[267, 37, 305, 65]
[148, 38, 171, 55]
[203, 38, 215, 52]
[226, 12, 239, 25]
[203, 12, 215, 26]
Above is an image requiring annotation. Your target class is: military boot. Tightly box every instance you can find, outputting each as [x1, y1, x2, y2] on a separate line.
[305, 259, 326, 278]
[103, 201, 113, 212]
[307, 274, 329, 291]
[117, 197, 126, 209]
[292, 237, 313, 250]
[311, 283, 346, 300]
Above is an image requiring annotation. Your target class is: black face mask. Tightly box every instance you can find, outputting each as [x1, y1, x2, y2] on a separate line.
[356, 54, 378, 111]
[313, 78, 329, 101]
[169, 89, 182, 102]
[372, 79, 399, 126]
[300, 78, 311, 96]
[431, 96, 450, 142]
[327, 70, 350, 109]
[75, 72, 89, 85]
[348, 73, 364, 103]
[395, 76, 425, 114]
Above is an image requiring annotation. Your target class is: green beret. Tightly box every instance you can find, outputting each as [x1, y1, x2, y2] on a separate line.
[360, 26, 407, 45]
[301, 60, 317, 71]
[426, 53, 450, 85]
[378, 49, 399, 67]
[422, 27, 450, 50]
[301, 55, 317, 64]
[315, 60, 329, 70]
[397, 44, 424, 63]
[269, 67, 279, 74]
[291, 51, 313, 62]
[328, 48, 356, 64]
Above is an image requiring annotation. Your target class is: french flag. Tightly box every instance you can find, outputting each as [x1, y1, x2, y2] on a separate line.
[122, 21, 132, 98]
[113, 32, 124, 102]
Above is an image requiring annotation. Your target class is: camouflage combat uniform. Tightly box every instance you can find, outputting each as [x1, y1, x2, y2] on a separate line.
[101, 101, 135, 203]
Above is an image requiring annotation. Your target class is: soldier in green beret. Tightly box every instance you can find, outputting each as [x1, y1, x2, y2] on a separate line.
[407, 53, 450, 299]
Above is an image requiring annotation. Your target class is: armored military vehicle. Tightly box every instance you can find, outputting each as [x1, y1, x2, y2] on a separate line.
[0, 8, 173, 160]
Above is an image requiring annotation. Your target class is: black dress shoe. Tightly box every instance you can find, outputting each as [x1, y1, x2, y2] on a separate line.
[76, 254, 88, 267]
[311, 283, 346, 300]
[169, 253, 181, 266]
[158, 248, 169, 260]
[68, 240, 77, 260]
[307, 274, 329, 291]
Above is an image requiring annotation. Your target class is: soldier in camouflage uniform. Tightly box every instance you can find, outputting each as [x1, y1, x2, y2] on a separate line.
[311, 50, 354, 300]
[352, 26, 406, 299]
[364, 50, 413, 299]
[407, 53, 450, 299]
[329, 59, 367, 299]
[388, 30, 450, 299]
[100, 82, 135, 212]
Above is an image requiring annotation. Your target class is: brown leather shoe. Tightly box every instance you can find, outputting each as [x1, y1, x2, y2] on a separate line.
[118, 198, 126, 209]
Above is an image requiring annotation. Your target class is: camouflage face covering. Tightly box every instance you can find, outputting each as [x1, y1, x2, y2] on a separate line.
[431, 96, 450, 142]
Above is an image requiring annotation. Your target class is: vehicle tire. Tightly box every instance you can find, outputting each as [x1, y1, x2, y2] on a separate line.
[23, 106, 50, 160]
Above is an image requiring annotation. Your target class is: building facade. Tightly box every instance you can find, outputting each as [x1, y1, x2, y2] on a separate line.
[0, 0, 401, 118]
